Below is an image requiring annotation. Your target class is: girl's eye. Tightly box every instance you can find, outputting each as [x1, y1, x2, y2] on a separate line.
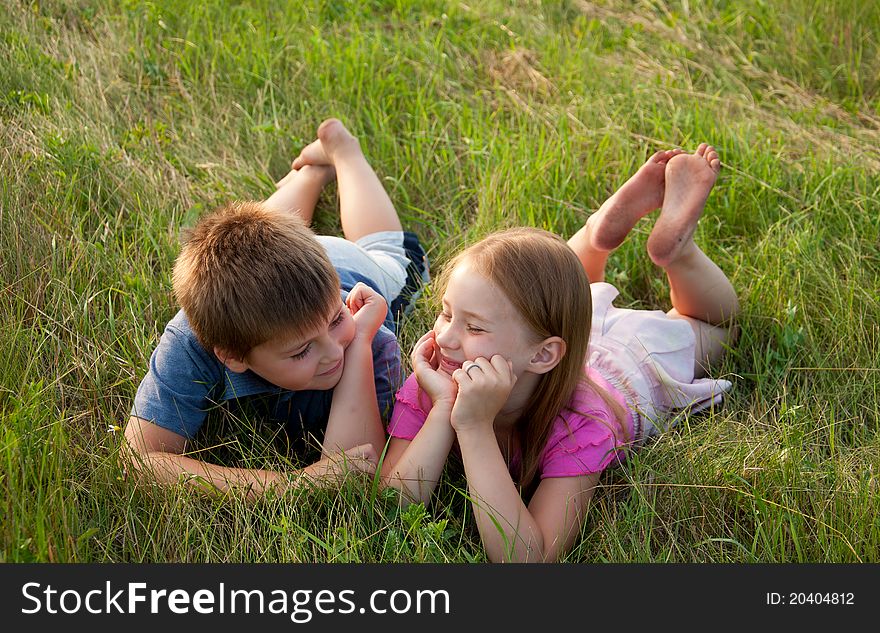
[439, 312, 451, 321]
[330, 311, 345, 327]
[291, 344, 312, 360]
[467, 326, 484, 333]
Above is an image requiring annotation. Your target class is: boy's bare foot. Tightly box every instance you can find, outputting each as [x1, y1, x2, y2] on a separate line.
[587, 149, 684, 251]
[291, 119, 362, 170]
[647, 143, 721, 268]
[274, 164, 335, 190]
[291, 138, 330, 170]
[316, 118, 361, 161]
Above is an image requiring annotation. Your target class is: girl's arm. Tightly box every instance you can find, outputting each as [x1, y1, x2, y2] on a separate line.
[450, 354, 600, 562]
[380, 330, 460, 504]
[380, 403, 456, 504]
[322, 283, 387, 457]
[456, 424, 599, 562]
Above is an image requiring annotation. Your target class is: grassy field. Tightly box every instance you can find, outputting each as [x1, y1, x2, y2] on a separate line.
[1, 0, 878, 563]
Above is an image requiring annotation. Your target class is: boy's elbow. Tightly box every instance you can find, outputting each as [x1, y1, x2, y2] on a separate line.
[121, 416, 187, 477]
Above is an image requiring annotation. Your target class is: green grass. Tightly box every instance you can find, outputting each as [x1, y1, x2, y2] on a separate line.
[1, 0, 878, 562]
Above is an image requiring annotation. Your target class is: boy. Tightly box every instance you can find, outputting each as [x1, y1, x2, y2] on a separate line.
[123, 119, 428, 497]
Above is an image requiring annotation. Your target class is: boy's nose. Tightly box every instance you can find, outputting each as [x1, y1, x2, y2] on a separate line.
[318, 334, 344, 360]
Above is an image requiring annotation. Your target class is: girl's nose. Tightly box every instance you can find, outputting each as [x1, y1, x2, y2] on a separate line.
[434, 324, 458, 349]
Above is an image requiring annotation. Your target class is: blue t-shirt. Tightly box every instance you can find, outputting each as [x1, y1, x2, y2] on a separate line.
[131, 268, 402, 442]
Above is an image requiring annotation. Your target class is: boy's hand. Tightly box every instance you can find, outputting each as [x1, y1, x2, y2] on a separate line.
[299, 444, 378, 487]
[323, 443, 378, 478]
[411, 331, 458, 407]
[450, 356, 517, 433]
[347, 282, 387, 342]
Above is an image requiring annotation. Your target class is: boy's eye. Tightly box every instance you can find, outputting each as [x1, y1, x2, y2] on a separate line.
[330, 310, 345, 327]
[291, 344, 311, 360]
[439, 312, 451, 321]
[467, 326, 484, 333]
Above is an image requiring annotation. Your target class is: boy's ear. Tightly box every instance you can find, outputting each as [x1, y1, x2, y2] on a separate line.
[528, 336, 566, 375]
[213, 346, 249, 373]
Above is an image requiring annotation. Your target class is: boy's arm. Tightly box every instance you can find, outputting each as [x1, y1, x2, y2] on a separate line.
[123, 416, 376, 500]
[322, 283, 388, 457]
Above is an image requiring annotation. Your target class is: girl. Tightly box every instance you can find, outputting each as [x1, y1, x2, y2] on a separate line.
[380, 144, 740, 562]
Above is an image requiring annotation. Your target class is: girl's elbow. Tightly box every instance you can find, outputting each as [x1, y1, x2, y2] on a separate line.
[378, 473, 422, 508]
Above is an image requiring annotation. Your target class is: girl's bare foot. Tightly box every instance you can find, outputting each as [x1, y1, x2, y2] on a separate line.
[291, 118, 362, 170]
[587, 149, 684, 251]
[647, 143, 721, 268]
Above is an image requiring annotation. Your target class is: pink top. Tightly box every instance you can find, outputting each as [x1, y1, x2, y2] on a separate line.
[388, 367, 634, 479]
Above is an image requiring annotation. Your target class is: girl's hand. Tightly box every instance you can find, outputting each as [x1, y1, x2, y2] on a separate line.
[450, 356, 517, 433]
[347, 282, 387, 342]
[411, 331, 458, 407]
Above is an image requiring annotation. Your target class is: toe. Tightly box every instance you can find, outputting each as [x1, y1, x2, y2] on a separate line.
[317, 118, 349, 142]
[705, 147, 720, 168]
[695, 143, 708, 157]
[318, 117, 342, 133]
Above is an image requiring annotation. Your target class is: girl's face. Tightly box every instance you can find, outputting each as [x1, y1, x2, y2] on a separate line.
[433, 262, 540, 377]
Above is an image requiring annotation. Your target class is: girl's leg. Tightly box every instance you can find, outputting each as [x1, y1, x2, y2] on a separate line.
[664, 242, 739, 326]
[647, 144, 740, 376]
[567, 220, 611, 283]
[292, 118, 402, 242]
[567, 149, 683, 283]
[664, 244, 739, 377]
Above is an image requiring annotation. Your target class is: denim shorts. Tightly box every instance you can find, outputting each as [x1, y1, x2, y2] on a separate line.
[317, 231, 430, 324]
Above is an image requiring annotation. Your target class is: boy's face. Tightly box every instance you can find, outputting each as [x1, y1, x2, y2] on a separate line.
[240, 301, 356, 391]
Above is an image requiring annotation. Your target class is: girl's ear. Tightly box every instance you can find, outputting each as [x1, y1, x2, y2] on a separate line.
[214, 347, 249, 373]
[528, 336, 566, 375]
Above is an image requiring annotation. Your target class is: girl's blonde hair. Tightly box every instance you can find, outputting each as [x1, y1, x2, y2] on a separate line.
[438, 227, 627, 492]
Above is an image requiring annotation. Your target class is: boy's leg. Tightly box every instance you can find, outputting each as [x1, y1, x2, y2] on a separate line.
[296, 119, 428, 325]
[293, 119, 402, 241]
[648, 144, 740, 375]
[263, 165, 334, 224]
[567, 149, 682, 283]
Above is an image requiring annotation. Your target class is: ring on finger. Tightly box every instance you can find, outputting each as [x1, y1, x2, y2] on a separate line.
[465, 363, 482, 378]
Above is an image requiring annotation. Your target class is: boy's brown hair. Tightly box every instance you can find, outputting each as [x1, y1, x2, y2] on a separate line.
[172, 201, 340, 358]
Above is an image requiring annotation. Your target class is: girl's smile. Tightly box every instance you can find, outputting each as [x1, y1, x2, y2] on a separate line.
[433, 262, 539, 378]
[438, 354, 462, 374]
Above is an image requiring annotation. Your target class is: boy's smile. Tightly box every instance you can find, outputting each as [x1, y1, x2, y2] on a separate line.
[231, 300, 356, 391]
